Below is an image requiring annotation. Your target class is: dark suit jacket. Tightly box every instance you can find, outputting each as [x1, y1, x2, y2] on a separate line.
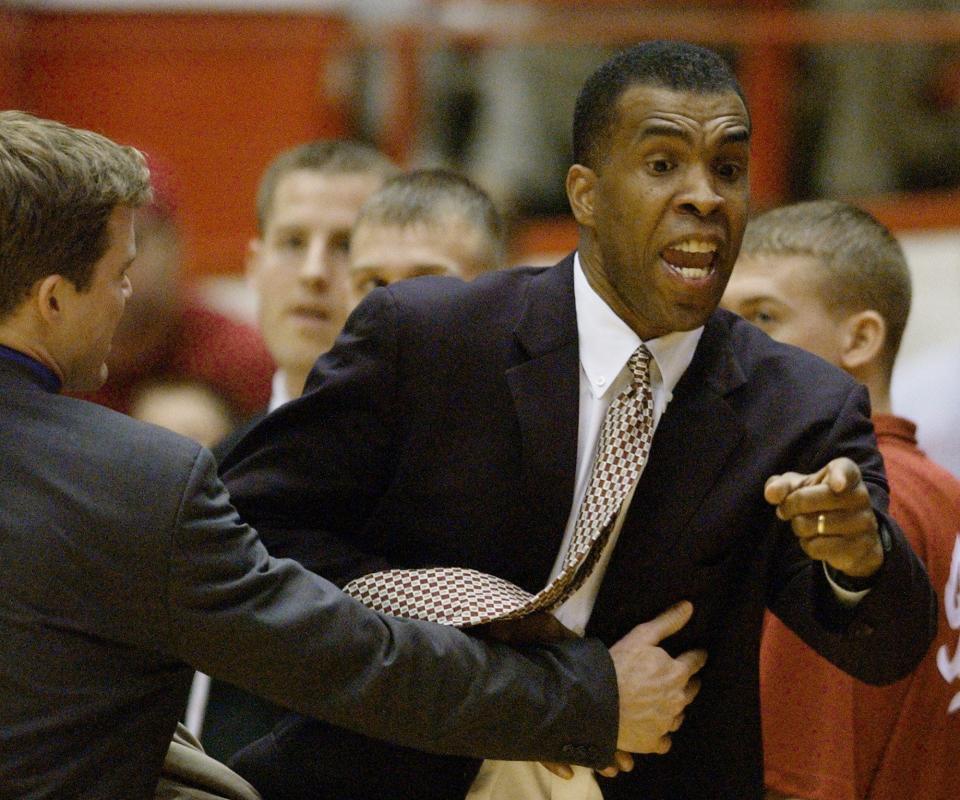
[221, 255, 937, 800]
[0, 353, 620, 800]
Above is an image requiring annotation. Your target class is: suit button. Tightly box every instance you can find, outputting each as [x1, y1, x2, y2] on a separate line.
[852, 622, 875, 638]
[561, 744, 590, 761]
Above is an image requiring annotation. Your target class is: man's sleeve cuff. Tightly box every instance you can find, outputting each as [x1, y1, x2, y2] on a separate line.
[822, 521, 892, 605]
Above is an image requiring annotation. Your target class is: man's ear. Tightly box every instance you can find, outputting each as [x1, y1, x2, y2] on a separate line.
[839, 309, 886, 372]
[566, 164, 597, 228]
[34, 274, 66, 323]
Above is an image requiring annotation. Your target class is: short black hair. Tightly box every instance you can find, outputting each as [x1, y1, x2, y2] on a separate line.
[573, 40, 748, 169]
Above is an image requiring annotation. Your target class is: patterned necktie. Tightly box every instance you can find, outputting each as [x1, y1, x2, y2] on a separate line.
[344, 344, 656, 627]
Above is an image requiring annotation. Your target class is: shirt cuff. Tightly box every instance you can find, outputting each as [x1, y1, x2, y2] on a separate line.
[823, 562, 872, 607]
[821, 520, 890, 606]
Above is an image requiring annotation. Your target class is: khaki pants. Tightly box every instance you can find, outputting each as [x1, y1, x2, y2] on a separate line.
[155, 723, 261, 800]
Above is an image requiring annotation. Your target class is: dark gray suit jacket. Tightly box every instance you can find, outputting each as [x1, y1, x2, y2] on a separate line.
[0, 354, 619, 800]
[221, 255, 937, 799]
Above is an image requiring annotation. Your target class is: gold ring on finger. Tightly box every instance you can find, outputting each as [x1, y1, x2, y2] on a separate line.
[817, 513, 826, 535]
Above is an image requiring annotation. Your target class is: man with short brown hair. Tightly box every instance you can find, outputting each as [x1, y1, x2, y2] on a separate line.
[246, 139, 399, 407]
[349, 167, 506, 297]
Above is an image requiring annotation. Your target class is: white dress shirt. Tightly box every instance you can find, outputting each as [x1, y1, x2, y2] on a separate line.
[466, 254, 702, 800]
[268, 370, 293, 412]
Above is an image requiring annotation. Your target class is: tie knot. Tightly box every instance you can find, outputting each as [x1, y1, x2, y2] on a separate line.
[627, 344, 652, 387]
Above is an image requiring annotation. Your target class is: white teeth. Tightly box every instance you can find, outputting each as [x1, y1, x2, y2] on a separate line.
[673, 239, 717, 253]
[678, 267, 709, 279]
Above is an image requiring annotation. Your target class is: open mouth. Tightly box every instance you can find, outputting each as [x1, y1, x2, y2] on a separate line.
[661, 239, 719, 280]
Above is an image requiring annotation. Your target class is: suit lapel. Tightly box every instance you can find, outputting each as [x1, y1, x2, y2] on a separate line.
[505, 256, 580, 554]
[634, 311, 748, 538]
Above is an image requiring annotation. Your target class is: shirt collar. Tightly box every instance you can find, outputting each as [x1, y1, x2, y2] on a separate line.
[268, 370, 293, 412]
[573, 252, 702, 399]
[0, 345, 62, 393]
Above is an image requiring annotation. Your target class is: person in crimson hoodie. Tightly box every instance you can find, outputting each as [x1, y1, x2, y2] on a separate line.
[77, 159, 275, 437]
[722, 199, 960, 800]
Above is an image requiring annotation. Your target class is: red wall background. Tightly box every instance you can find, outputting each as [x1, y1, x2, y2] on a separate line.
[4, 6, 960, 278]
[0, 10, 354, 278]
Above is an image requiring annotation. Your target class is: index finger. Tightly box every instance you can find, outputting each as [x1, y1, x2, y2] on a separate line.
[823, 457, 862, 494]
[540, 762, 574, 780]
[765, 458, 862, 510]
[623, 601, 694, 647]
[764, 470, 820, 506]
[596, 751, 634, 778]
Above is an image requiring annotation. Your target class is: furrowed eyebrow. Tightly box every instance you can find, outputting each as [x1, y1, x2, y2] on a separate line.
[637, 122, 750, 146]
[638, 122, 691, 143]
[271, 223, 303, 235]
[721, 128, 751, 145]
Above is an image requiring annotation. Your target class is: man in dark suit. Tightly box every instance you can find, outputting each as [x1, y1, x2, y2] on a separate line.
[0, 112, 681, 799]
[220, 42, 937, 799]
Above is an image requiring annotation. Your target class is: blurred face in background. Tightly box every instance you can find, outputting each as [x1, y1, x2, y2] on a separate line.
[349, 215, 493, 299]
[721, 252, 846, 365]
[246, 168, 384, 382]
[107, 211, 182, 379]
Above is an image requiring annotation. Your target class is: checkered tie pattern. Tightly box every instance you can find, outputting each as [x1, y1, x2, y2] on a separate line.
[343, 345, 655, 628]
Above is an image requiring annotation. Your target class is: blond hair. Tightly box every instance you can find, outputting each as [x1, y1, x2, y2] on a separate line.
[355, 168, 507, 270]
[255, 139, 398, 233]
[740, 200, 911, 375]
